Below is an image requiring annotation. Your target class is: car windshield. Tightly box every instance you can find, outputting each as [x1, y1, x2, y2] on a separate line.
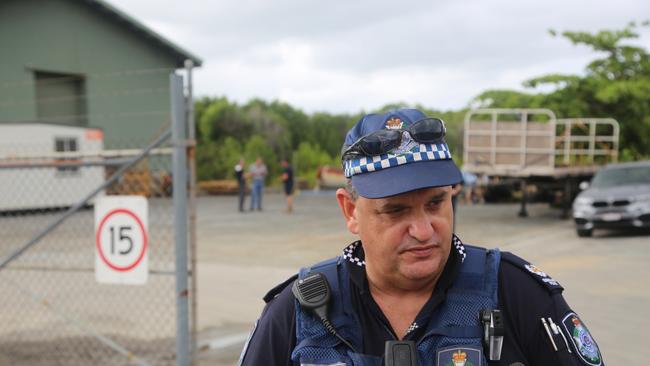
[591, 166, 650, 188]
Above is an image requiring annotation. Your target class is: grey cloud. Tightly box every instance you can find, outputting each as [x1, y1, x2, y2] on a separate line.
[109, 0, 650, 112]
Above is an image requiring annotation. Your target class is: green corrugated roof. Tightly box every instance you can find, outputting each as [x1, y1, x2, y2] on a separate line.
[82, 0, 203, 67]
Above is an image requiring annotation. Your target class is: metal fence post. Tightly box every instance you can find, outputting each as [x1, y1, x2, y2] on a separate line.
[171, 72, 190, 366]
[184, 59, 198, 365]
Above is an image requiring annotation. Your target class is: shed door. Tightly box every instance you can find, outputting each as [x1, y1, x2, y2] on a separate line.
[34, 71, 87, 126]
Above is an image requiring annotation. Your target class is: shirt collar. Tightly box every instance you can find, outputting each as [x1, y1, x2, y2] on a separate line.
[344, 234, 465, 339]
[345, 234, 465, 295]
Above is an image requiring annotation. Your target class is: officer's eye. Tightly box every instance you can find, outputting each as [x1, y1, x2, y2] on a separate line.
[427, 200, 443, 210]
[378, 205, 407, 215]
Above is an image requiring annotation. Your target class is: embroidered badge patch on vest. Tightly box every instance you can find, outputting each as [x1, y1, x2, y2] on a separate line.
[436, 346, 483, 366]
[562, 312, 602, 366]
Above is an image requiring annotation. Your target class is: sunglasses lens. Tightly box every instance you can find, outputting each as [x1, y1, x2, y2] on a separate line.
[359, 130, 401, 155]
[410, 118, 445, 142]
[343, 119, 444, 160]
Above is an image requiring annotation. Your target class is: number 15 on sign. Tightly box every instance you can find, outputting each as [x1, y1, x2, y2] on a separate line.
[95, 196, 148, 285]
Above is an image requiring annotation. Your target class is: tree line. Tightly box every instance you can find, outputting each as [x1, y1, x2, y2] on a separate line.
[195, 23, 650, 186]
[472, 21, 650, 161]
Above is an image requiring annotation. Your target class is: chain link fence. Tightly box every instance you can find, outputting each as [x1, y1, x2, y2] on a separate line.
[0, 69, 194, 365]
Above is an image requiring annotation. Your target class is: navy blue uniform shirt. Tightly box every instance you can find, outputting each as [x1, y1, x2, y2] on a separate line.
[239, 237, 604, 366]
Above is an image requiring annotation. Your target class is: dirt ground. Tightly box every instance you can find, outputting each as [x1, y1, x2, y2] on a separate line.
[194, 191, 650, 365]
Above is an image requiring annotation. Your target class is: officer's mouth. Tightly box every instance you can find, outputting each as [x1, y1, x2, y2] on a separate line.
[401, 244, 438, 258]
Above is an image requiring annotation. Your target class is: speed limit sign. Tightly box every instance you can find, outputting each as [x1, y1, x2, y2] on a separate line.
[94, 196, 148, 285]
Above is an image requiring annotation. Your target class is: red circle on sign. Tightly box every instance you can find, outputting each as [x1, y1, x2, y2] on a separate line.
[95, 208, 148, 271]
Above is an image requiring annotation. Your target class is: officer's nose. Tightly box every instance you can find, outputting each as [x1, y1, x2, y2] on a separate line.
[408, 210, 435, 242]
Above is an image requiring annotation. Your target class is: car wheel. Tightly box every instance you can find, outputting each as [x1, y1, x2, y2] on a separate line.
[577, 228, 593, 237]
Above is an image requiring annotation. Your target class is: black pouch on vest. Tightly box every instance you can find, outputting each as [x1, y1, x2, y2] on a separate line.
[385, 340, 417, 366]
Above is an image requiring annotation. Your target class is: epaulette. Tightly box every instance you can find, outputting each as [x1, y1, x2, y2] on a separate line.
[263, 273, 298, 303]
[501, 252, 564, 294]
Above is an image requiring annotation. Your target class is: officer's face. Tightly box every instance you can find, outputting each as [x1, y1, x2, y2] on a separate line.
[336, 186, 454, 290]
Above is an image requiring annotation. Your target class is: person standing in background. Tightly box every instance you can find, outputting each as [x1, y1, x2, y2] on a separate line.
[234, 158, 246, 212]
[248, 157, 267, 211]
[461, 170, 478, 204]
[281, 159, 295, 213]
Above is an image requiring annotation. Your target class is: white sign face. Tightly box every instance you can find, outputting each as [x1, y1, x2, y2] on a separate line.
[94, 196, 148, 285]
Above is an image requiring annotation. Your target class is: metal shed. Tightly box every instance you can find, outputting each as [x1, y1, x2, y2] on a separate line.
[0, 0, 202, 148]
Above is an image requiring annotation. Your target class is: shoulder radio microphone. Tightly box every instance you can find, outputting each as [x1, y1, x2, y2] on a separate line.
[292, 272, 358, 353]
[292, 272, 419, 365]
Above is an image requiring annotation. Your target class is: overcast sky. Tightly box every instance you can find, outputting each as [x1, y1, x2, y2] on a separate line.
[109, 0, 649, 114]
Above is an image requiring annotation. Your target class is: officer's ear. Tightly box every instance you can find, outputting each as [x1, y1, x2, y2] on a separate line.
[336, 188, 359, 234]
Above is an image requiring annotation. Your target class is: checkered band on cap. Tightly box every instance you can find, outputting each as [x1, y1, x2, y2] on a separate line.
[343, 143, 452, 178]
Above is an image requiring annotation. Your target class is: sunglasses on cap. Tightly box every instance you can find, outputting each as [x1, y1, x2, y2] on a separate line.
[341, 117, 446, 160]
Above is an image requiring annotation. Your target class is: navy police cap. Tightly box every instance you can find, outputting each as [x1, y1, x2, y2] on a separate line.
[342, 108, 462, 199]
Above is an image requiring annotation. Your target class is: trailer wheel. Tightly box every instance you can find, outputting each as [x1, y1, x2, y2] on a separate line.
[577, 228, 593, 237]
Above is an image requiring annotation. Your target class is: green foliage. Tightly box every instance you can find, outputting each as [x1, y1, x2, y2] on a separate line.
[194, 96, 358, 184]
[293, 142, 337, 187]
[197, 97, 253, 143]
[472, 22, 650, 159]
[194, 22, 650, 184]
[472, 89, 542, 109]
[219, 137, 245, 179]
[196, 140, 219, 181]
[243, 100, 292, 159]
[196, 137, 243, 181]
[308, 112, 357, 157]
[268, 100, 310, 151]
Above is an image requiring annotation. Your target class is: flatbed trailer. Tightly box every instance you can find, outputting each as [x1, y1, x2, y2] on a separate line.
[462, 108, 619, 217]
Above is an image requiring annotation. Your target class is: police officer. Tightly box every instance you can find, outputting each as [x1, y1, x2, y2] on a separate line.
[239, 108, 604, 366]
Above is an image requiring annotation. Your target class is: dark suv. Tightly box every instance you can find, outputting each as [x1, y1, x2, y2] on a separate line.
[572, 161, 650, 237]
